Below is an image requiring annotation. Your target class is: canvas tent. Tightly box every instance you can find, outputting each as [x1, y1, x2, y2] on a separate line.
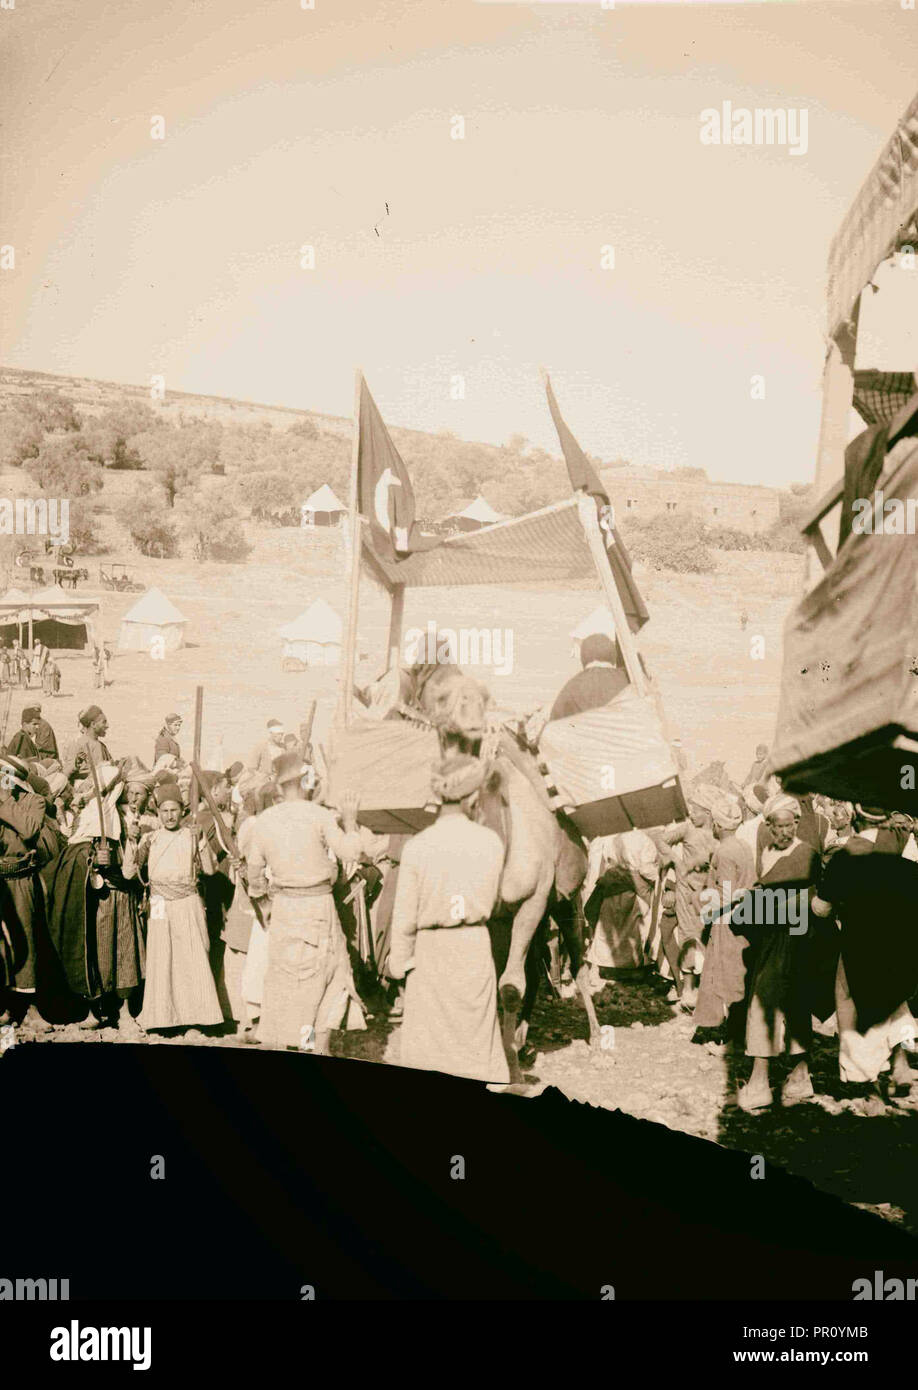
[443, 495, 507, 532]
[279, 597, 342, 668]
[118, 587, 188, 653]
[302, 483, 346, 527]
[0, 586, 100, 650]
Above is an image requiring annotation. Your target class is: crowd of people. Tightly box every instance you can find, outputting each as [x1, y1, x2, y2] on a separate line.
[587, 772, 918, 1110]
[0, 638, 61, 695]
[0, 652, 915, 1112]
[0, 705, 389, 1055]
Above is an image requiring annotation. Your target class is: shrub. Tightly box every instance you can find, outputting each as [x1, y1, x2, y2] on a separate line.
[621, 514, 715, 574]
[115, 490, 179, 557]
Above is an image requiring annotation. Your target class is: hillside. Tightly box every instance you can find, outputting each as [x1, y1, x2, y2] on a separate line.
[0, 364, 805, 782]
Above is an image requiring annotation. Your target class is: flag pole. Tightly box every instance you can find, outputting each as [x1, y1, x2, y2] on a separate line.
[337, 368, 363, 728]
[575, 492, 648, 698]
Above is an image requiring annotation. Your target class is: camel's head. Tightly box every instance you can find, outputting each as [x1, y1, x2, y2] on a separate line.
[420, 668, 491, 754]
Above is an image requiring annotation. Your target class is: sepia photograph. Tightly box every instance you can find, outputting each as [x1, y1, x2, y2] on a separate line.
[1, 0, 918, 1350]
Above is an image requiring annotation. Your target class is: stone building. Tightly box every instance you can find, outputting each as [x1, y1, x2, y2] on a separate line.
[599, 466, 779, 536]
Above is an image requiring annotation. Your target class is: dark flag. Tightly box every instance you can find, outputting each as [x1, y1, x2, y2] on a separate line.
[544, 373, 649, 632]
[357, 375, 438, 565]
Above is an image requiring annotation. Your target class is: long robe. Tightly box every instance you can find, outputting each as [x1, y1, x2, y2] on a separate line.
[138, 826, 223, 1030]
[0, 791, 64, 994]
[390, 815, 509, 1083]
[43, 837, 145, 1001]
[740, 839, 835, 1057]
[821, 836, 918, 1081]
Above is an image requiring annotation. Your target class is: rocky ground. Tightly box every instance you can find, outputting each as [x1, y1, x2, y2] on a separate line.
[13, 966, 918, 1240]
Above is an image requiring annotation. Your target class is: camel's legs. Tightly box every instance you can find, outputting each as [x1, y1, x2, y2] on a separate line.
[498, 886, 550, 1083]
[555, 894, 601, 1048]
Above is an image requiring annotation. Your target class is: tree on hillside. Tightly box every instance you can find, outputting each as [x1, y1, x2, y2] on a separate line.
[178, 482, 250, 562]
[19, 389, 82, 434]
[25, 435, 103, 498]
[115, 488, 179, 557]
[133, 420, 220, 506]
[286, 416, 319, 441]
[82, 401, 164, 469]
[234, 469, 303, 523]
[0, 408, 44, 469]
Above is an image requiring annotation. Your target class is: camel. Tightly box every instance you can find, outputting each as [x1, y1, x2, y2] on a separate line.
[409, 662, 601, 1082]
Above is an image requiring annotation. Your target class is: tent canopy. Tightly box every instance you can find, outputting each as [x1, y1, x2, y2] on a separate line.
[0, 586, 100, 649]
[303, 483, 346, 514]
[278, 597, 342, 643]
[121, 587, 188, 626]
[828, 89, 918, 336]
[364, 496, 597, 591]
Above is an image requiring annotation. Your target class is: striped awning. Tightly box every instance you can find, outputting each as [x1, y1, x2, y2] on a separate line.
[827, 90, 918, 337]
[363, 497, 596, 590]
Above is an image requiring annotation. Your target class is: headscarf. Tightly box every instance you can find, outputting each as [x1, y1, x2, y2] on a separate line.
[762, 792, 801, 821]
[430, 754, 485, 804]
[688, 782, 721, 814]
[711, 793, 743, 831]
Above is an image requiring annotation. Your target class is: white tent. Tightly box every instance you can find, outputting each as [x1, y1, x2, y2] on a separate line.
[444, 495, 507, 531]
[279, 597, 342, 668]
[118, 587, 188, 653]
[302, 483, 347, 527]
[570, 604, 617, 657]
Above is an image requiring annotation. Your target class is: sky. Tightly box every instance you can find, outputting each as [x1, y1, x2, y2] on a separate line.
[2, 0, 918, 486]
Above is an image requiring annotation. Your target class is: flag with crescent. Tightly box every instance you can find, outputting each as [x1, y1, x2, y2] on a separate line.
[357, 375, 439, 565]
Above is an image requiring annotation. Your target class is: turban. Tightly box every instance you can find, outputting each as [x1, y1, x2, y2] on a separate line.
[21, 706, 40, 723]
[430, 755, 486, 804]
[154, 782, 183, 808]
[43, 770, 69, 799]
[79, 705, 104, 728]
[763, 792, 801, 821]
[711, 794, 743, 831]
[126, 772, 155, 791]
[688, 782, 721, 814]
[744, 784, 766, 815]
